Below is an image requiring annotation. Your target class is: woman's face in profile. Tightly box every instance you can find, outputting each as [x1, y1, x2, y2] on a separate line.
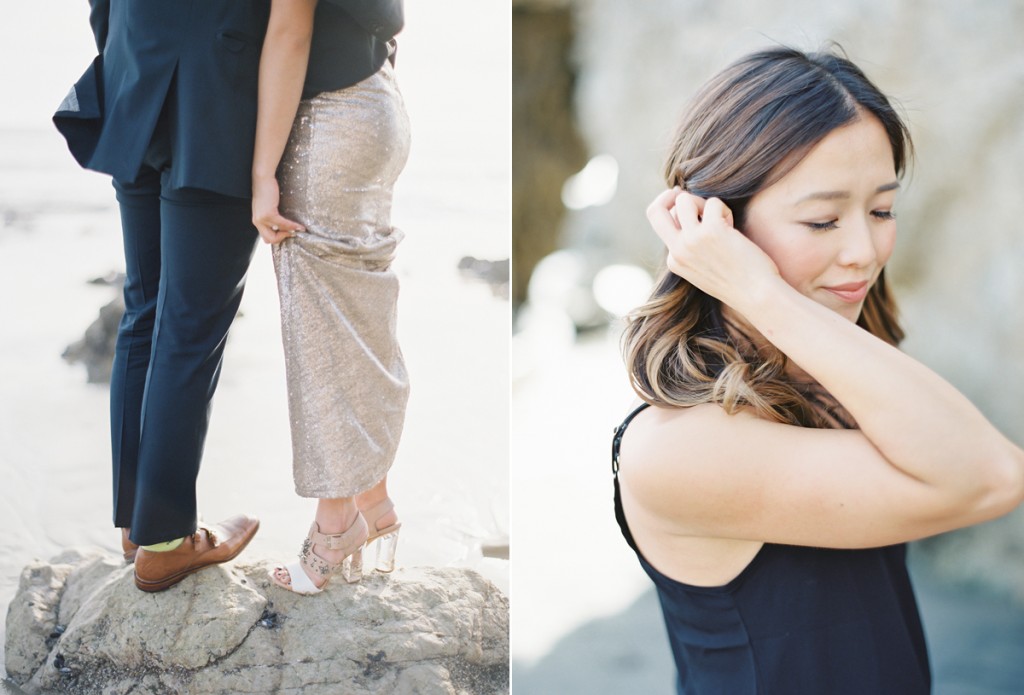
[742, 111, 899, 323]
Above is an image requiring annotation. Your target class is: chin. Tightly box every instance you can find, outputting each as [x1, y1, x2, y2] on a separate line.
[809, 289, 865, 323]
[840, 306, 864, 323]
[818, 300, 862, 323]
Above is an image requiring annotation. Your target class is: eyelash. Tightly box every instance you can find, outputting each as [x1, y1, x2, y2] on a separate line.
[803, 210, 896, 231]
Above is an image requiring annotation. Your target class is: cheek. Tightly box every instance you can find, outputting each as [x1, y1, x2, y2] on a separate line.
[750, 231, 830, 288]
[875, 226, 897, 266]
[744, 204, 831, 290]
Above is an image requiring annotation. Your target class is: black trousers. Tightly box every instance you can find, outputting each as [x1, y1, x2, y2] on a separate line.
[110, 166, 257, 545]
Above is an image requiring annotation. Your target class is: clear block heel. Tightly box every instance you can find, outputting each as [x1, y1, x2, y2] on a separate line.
[362, 498, 401, 574]
[370, 528, 400, 573]
[341, 547, 364, 583]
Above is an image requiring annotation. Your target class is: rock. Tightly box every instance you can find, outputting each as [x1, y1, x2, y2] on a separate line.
[5, 550, 509, 694]
[457, 257, 510, 299]
[3, 555, 80, 682]
[512, 4, 588, 306]
[86, 271, 126, 288]
[61, 293, 124, 384]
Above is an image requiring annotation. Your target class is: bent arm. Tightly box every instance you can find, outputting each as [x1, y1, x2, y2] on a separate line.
[741, 274, 1024, 517]
[252, 0, 318, 243]
[631, 189, 1024, 547]
[623, 401, 1020, 550]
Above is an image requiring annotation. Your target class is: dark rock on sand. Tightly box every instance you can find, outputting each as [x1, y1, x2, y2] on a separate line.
[61, 295, 123, 384]
[458, 257, 510, 299]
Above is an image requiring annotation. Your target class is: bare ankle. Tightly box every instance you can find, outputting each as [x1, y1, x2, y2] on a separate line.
[315, 498, 358, 534]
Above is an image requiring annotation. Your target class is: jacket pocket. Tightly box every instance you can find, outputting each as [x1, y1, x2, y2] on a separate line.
[217, 30, 257, 54]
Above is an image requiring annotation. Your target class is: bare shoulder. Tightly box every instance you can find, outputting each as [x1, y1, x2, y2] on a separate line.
[623, 400, 754, 444]
[617, 402, 768, 584]
[618, 402, 764, 518]
[617, 399, 952, 549]
[619, 401, 771, 483]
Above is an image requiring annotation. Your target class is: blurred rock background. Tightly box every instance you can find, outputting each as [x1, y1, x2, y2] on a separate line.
[512, 0, 1024, 692]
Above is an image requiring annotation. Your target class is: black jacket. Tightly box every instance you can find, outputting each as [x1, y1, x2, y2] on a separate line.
[55, 0, 271, 198]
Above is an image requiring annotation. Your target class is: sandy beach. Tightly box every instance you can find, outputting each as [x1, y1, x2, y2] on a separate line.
[0, 1, 509, 679]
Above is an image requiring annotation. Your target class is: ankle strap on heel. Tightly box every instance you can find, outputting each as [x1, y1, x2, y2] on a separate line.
[308, 516, 368, 552]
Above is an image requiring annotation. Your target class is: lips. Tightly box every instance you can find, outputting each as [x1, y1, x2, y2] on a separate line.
[822, 280, 869, 303]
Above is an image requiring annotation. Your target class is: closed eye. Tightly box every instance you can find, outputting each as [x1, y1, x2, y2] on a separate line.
[802, 220, 838, 231]
[803, 211, 895, 231]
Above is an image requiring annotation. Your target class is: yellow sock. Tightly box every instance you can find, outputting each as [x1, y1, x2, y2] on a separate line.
[141, 537, 185, 552]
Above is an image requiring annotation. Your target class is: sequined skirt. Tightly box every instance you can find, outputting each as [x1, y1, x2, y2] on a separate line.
[273, 62, 411, 498]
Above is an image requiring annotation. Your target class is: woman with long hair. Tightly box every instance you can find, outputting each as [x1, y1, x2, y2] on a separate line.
[613, 46, 1024, 692]
[251, 0, 409, 594]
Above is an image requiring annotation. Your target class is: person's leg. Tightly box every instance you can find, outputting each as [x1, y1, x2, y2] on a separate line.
[110, 168, 163, 530]
[128, 182, 258, 545]
[355, 477, 401, 572]
[355, 477, 398, 531]
[315, 498, 360, 535]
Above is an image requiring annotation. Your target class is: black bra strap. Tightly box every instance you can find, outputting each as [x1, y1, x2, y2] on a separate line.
[612, 402, 652, 554]
[612, 402, 652, 476]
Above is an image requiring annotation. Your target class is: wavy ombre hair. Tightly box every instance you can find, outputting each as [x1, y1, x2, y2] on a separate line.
[624, 46, 912, 428]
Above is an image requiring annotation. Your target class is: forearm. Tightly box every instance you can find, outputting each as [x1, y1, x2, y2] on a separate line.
[253, 0, 317, 184]
[743, 278, 1024, 497]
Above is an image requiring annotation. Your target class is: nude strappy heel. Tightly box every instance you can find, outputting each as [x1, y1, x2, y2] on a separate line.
[270, 514, 368, 594]
[361, 498, 401, 573]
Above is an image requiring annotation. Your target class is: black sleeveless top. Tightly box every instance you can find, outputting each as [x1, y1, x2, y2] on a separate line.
[613, 403, 931, 694]
[303, 0, 403, 99]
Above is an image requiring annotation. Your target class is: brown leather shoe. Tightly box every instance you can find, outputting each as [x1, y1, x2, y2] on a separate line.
[133, 515, 260, 593]
[121, 528, 139, 564]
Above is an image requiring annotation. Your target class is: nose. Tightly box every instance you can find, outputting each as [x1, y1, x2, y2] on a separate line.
[836, 216, 878, 268]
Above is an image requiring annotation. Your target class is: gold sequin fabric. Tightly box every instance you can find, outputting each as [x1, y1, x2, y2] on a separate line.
[273, 62, 411, 498]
